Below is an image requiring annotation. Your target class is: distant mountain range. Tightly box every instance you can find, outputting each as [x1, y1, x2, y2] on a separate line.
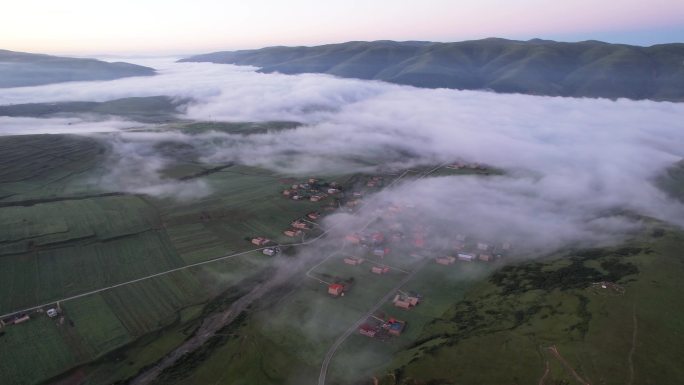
[0, 50, 155, 88]
[181, 38, 684, 101]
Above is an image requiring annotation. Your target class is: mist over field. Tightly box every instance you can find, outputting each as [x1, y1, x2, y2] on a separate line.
[1, 59, 684, 253]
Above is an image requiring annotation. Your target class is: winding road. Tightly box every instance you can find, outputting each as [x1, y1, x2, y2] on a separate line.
[317, 259, 428, 385]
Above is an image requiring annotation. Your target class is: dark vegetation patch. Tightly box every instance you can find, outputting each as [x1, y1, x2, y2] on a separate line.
[150, 312, 248, 384]
[176, 121, 300, 135]
[392, 245, 643, 379]
[490, 247, 641, 295]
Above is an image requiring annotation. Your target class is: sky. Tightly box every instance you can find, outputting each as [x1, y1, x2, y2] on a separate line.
[1, 0, 683, 55]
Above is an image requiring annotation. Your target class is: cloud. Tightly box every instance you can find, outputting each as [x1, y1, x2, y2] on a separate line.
[95, 133, 212, 201]
[1, 60, 683, 250]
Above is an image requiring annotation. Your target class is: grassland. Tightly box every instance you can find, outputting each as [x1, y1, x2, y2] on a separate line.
[0, 132, 349, 385]
[0, 96, 183, 123]
[378, 226, 684, 385]
[171, 121, 300, 135]
[128, 221, 684, 385]
[2, 131, 683, 385]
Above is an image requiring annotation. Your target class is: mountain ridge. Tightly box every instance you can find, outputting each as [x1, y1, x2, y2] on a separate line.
[180, 38, 684, 101]
[0, 49, 155, 88]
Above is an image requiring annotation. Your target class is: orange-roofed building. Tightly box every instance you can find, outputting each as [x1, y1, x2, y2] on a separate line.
[328, 283, 345, 296]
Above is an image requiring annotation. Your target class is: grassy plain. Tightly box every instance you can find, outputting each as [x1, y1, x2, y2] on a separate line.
[378, 227, 684, 385]
[0, 132, 344, 385]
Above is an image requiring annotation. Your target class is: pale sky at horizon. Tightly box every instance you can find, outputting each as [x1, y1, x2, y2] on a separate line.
[1, 0, 683, 55]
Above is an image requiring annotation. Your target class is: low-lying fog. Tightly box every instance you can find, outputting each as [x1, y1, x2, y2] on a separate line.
[1, 58, 683, 252]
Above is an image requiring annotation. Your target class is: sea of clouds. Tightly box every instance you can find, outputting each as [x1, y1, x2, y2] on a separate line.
[1, 58, 683, 251]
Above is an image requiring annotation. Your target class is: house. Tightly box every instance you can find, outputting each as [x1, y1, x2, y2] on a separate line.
[345, 234, 362, 244]
[393, 298, 412, 309]
[344, 257, 364, 266]
[291, 220, 309, 230]
[390, 232, 404, 243]
[384, 318, 406, 336]
[327, 188, 340, 194]
[405, 294, 421, 306]
[263, 248, 277, 256]
[328, 283, 345, 296]
[436, 256, 456, 265]
[413, 236, 425, 249]
[291, 184, 300, 190]
[387, 204, 402, 213]
[352, 191, 363, 198]
[477, 242, 490, 251]
[346, 199, 361, 207]
[452, 241, 465, 251]
[501, 242, 512, 251]
[46, 308, 58, 318]
[457, 253, 475, 262]
[291, 194, 302, 200]
[371, 232, 385, 244]
[310, 193, 328, 202]
[306, 212, 320, 220]
[359, 324, 377, 338]
[251, 237, 270, 246]
[13, 314, 30, 325]
[478, 253, 493, 262]
[393, 293, 421, 309]
[373, 247, 390, 257]
[282, 189, 293, 196]
[308, 178, 319, 184]
[371, 266, 390, 274]
[283, 229, 302, 237]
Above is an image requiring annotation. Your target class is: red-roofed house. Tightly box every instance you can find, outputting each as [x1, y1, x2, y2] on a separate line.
[328, 283, 345, 296]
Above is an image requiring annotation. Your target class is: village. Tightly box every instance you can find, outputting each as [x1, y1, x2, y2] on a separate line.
[0, 169, 512, 343]
[247, 171, 517, 343]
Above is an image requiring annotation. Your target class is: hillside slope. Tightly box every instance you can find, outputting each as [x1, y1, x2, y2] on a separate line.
[0, 50, 155, 88]
[181, 39, 684, 101]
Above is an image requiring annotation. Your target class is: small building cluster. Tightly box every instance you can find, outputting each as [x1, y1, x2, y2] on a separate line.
[283, 211, 321, 239]
[366, 176, 384, 188]
[262, 247, 279, 256]
[250, 237, 271, 246]
[435, 255, 456, 265]
[343, 256, 364, 266]
[282, 178, 342, 202]
[358, 315, 406, 339]
[393, 292, 421, 310]
[1, 305, 62, 330]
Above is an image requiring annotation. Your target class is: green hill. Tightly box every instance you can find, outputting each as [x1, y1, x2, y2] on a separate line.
[181, 39, 684, 101]
[0, 50, 155, 88]
[0, 96, 185, 123]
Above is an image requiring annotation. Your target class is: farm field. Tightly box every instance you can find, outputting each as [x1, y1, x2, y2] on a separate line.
[0, 132, 352, 385]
